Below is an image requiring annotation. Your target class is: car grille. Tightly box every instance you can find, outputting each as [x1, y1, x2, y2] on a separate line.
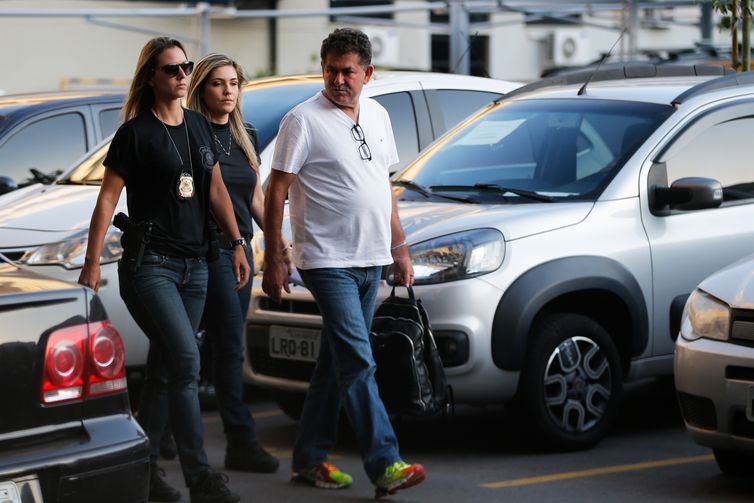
[725, 365, 754, 382]
[258, 297, 320, 315]
[0, 249, 29, 262]
[677, 391, 717, 430]
[731, 411, 754, 439]
[246, 323, 314, 382]
[731, 318, 754, 343]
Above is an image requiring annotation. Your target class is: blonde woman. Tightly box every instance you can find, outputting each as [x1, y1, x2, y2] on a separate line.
[79, 38, 247, 503]
[187, 53, 288, 474]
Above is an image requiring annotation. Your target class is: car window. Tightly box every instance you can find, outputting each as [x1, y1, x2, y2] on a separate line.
[373, 92, 419, 172]
[435, 90, 502, 132]
[241, 82, 323, 151]
[99, 108, 122, 138]
[398, 99, 673, 202]
[664, 116, 754, 203]
[0, 113, 87, 187]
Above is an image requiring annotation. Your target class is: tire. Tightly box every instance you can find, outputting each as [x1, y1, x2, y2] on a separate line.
[713, 449, 754, 476]
[273, 390, 306, 420]
[518, 312, 624, 451]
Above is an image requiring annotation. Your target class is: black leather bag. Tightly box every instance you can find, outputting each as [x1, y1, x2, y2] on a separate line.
[370, 286, 449, 416]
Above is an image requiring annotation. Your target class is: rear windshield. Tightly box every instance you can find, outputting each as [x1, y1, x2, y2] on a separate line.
[397, 98, 674, 202]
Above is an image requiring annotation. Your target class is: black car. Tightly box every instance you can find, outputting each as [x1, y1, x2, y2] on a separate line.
[0, 258, 148, 503]
[0, 92, 124, 194]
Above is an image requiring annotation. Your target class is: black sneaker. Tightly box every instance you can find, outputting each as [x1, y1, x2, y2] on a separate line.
[160, 430, 177, 460]
[189, 471, 240, 503]
[225, 441, 280, 473]
[149, 464, 181, 502]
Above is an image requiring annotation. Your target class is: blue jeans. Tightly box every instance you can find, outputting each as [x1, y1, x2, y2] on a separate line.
[293, 266, 400, 483]
[203, 246, 257, 444]
[119, 251, 210, 486]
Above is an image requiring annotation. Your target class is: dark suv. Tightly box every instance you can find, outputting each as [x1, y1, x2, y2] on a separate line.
[0, 258, 148, 502]
[0, 92, 124, 193]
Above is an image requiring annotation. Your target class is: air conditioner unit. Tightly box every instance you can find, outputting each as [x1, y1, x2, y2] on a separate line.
[545, 29, 591, 66]
[361, 27, 400, 67]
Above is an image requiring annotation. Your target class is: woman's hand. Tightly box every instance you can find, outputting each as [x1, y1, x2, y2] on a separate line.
[78, 258, 102, 291]
[232, 245, 251, 290]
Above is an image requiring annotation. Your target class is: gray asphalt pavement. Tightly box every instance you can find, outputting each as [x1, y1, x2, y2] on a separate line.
[158, 379, 754, 502]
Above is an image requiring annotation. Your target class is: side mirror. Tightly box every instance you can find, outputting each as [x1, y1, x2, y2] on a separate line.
[0, 176, 18, 195]
[654, 177, 723, 212]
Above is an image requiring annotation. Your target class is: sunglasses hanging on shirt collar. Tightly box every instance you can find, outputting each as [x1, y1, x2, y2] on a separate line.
[351, 124, 372, 161]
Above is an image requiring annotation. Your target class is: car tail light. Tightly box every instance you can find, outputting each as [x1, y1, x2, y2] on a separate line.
[41, 320, 127, 405]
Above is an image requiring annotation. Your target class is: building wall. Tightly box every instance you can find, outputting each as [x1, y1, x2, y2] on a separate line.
[0, 1, 729, 95]
[0, 1, 269, 94]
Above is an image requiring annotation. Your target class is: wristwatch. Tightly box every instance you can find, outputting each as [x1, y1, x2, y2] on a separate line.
[231, 237, 247, 248]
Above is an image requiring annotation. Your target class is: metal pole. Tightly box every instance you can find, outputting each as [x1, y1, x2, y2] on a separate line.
[449, 0, 470, 75]
[629, 0, 639, 61]
[198, 2, 211, 56]
[700, 0, 713, 45]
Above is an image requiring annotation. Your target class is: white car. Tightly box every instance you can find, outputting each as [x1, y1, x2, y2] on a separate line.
[245, 63, 754, 450]
[0, 72, 521, 378]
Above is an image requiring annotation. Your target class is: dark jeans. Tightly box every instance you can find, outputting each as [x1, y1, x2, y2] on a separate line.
[293, 266, 400, 483]
[203, 246, 257, 444]
[119, 251, 210, 486]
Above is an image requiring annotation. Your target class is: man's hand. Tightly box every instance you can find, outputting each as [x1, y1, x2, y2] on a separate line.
[262, 258, 291, 303]
[391, 245, 414, 286]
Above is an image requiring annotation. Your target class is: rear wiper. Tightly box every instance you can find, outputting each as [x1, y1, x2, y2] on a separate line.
[392, 180, 478, 203]
[430, 183, 556, 202]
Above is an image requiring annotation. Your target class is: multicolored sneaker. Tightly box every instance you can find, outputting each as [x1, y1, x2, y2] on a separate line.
[374, 461, 426, 499]
[291, 462, 353, 489]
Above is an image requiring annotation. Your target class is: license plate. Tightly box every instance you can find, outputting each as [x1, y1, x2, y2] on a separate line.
[0, 481, 21, 503]
[748, 385, 754, 422]
[269, 326, 320, 362]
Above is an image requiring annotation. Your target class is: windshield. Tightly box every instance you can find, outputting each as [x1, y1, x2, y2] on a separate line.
[60, 143, 108, 184]
[59, 81, 324, 185]
[396, 99, 674, 203]
[241, 82, 322, 150]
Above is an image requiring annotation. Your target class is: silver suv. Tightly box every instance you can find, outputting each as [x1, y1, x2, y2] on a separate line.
[245, 64, 754, 450]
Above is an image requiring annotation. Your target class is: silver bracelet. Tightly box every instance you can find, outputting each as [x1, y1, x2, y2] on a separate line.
[391, 240, 407, 251]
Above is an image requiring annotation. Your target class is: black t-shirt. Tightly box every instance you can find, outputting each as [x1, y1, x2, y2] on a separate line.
[211, 122, 258, 238]
[105, 109, 218, 258]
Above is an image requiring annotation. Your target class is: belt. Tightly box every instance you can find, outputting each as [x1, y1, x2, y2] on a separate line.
[216, 232, 253, 249]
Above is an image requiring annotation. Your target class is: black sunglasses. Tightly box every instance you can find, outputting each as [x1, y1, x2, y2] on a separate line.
[351, 124, 372, 161]
[154, 61, 194, 77]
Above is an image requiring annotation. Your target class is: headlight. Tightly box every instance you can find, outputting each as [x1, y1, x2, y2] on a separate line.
[680, 289, 730, 342]
[391, 228, 505, 285]
[22, 227, 123, 269]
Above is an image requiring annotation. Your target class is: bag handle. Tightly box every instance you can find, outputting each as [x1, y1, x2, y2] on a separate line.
[390, 284, 415, 300]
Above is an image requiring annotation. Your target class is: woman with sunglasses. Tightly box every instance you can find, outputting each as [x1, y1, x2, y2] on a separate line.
[186, 53, 290, 475]
[78, 37, 248, 503]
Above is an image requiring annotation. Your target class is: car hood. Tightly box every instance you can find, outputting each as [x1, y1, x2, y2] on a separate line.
[699, 254, 754, 310]
[397, 201, 593, 242]
[0, 184, 126, 247]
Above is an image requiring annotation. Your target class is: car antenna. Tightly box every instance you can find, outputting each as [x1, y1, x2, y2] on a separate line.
[577, 28, 626, 96]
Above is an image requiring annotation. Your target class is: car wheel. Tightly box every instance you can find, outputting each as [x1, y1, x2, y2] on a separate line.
[273, 390, 305, 420]
[519, 312, 624, 451]
[713, 448, 754, 476]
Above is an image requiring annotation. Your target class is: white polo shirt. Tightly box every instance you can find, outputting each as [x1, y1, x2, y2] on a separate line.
[271, 91, 399, 270]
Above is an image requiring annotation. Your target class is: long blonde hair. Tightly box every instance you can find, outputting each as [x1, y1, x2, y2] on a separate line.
[186, 53, 259, 171]
[123, 37, 187, 121]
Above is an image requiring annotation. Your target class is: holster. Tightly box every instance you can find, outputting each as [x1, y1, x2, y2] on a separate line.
[113, 212, 152, 273]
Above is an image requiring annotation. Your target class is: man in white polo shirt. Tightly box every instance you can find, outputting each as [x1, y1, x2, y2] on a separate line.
[262, 28, 425, 498]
